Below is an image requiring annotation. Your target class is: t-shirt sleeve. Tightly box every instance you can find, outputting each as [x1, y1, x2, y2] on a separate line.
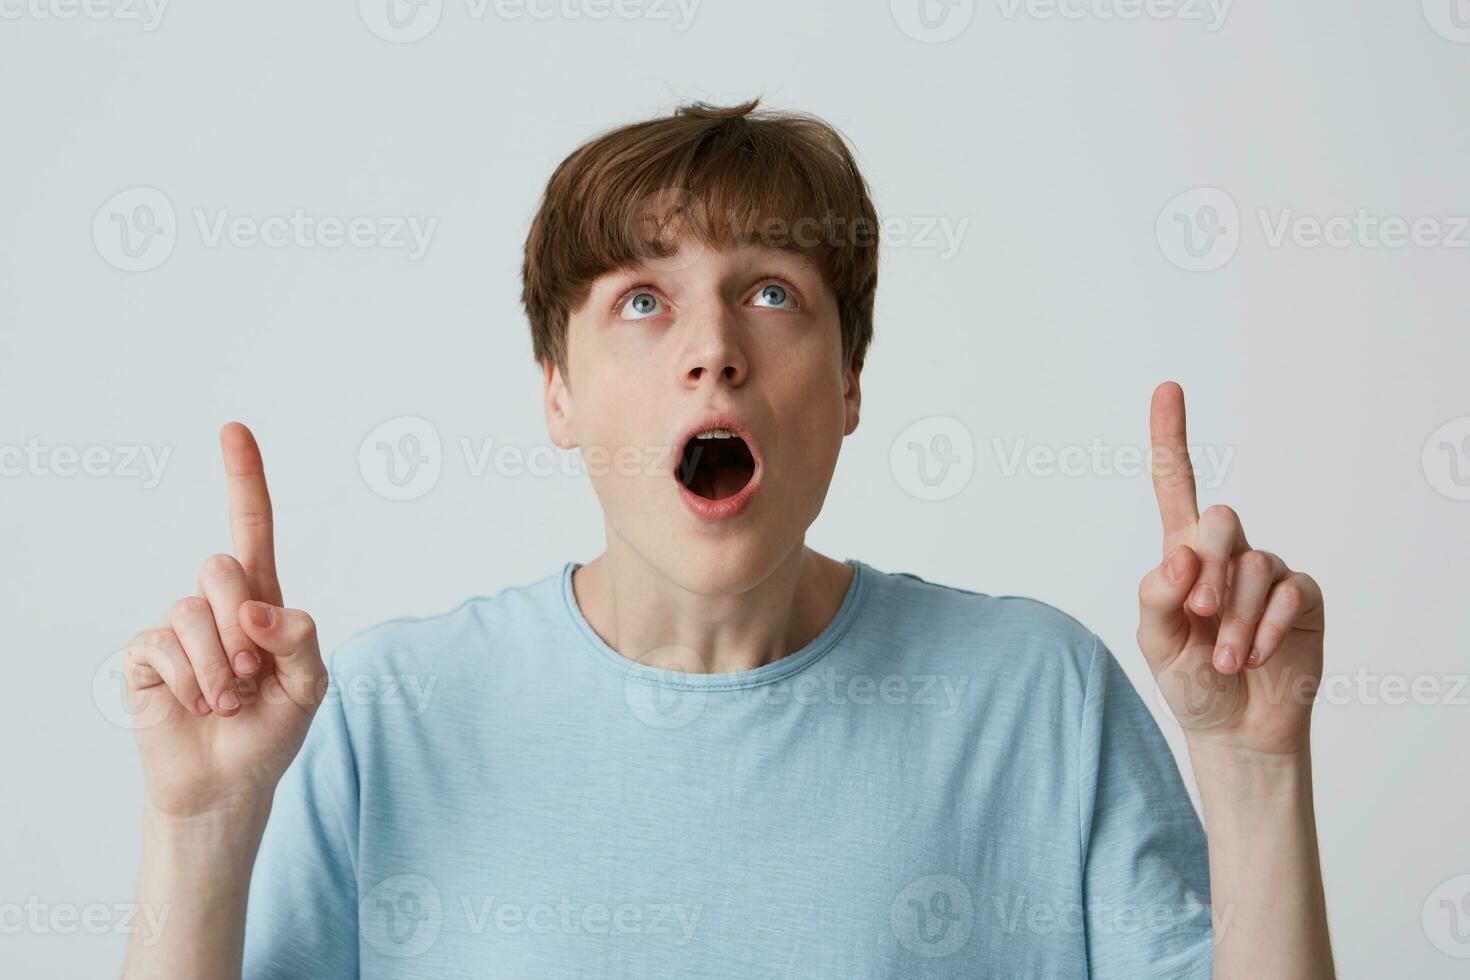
[1077, 635, 1214, 979]
[242, 650, 360, 979]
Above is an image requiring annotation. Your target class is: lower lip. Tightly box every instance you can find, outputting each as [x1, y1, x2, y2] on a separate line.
[676, 462, 762, 522]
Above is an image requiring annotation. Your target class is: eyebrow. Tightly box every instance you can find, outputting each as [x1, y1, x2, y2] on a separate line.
[602, 247, 818, 291]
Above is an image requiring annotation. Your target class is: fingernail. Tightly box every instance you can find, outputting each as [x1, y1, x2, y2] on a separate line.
[247, 603, 274, 629]
[1191, 583, 1217, 610]
[1214, 645, 1237, 672]
[1247, 647, 1261, 665]
[233, 651, 259, 674]
[1163, 548, 1182, 581]
[219, 688, 241, 711]
[195, 695, 212, 715]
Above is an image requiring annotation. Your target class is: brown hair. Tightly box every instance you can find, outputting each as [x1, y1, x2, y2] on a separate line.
[520, 98, 879, 377]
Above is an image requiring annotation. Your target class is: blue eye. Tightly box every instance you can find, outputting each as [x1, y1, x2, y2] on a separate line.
[752, 282, 796, 309]
[620, 291, 662, 320]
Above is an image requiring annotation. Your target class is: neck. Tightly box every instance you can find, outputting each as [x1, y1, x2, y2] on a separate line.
[570, 540, 854, 674]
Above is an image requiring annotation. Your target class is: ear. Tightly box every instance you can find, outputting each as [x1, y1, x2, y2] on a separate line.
[842, 355, 863, 437]
[543, 357, 577, 450]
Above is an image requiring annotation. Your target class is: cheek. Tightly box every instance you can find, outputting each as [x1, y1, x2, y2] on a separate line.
[771, 360, 848, 490]
[571, 387, 674, 512]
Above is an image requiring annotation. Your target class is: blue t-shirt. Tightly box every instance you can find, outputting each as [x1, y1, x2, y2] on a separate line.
[243, 559, 1214, 978]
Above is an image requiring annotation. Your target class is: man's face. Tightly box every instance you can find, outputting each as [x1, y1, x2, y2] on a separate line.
[545, 237, 861, 595]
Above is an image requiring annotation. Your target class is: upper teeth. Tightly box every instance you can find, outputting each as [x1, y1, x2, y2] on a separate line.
[694, 428, 735, 439]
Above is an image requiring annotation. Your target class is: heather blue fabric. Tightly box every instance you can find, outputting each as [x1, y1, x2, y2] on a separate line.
[243, 560, 1213, 978]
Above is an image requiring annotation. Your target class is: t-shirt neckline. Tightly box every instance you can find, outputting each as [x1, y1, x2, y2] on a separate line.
[560, 558, 870, 691]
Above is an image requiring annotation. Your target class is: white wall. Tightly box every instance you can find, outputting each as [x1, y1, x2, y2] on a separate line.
[2, 1, 1467, 975]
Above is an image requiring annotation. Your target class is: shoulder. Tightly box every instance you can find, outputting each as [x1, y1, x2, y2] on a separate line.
[854, 560, 1103, 686]
[327, 564, 568, 678]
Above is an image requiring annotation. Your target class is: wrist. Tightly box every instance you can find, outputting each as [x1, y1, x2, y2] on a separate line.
[1186, 738, 1315, 817]
[143, 798, 272, 870]
[127, 799, 269, 979]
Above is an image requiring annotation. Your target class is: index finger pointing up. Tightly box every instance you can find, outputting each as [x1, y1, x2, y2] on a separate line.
[220, 422, 282, 607]
[1149, 381, 1200, 543]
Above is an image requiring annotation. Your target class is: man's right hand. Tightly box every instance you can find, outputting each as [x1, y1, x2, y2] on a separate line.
[122, 422, 327, 821]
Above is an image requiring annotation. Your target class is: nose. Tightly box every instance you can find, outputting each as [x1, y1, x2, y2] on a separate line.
[680, 302, 749, 389]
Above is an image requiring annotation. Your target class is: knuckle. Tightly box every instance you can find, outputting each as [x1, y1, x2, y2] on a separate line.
[218, 630, 252, 658]
[1221, 614, 1256, 635]
[1275, 581, 1304, 609]
[199, 552, 243, 582]
[197, 659, 233, 689]
[1202, 503, 1238, 526]
[121, 649, 156, 689]
[169, 596, 209, 622]
[1238, 550, 1273, 577]
[1137, 572, 1167, 608]
[233, 508, 272, 528]
[166, 662, 200, 693]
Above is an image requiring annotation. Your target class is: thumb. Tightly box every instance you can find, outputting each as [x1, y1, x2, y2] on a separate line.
[240, 600, 327, 710]
[1136, 544, 1202, 672]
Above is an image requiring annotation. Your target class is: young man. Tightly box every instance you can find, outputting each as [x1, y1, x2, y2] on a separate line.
[121, 101, 1334, 978]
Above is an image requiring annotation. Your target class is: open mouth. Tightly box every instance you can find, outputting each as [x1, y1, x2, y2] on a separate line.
[676, 429, 757, 501]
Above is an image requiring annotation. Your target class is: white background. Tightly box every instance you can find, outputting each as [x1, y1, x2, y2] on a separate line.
[2, 1, 1467, 975]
